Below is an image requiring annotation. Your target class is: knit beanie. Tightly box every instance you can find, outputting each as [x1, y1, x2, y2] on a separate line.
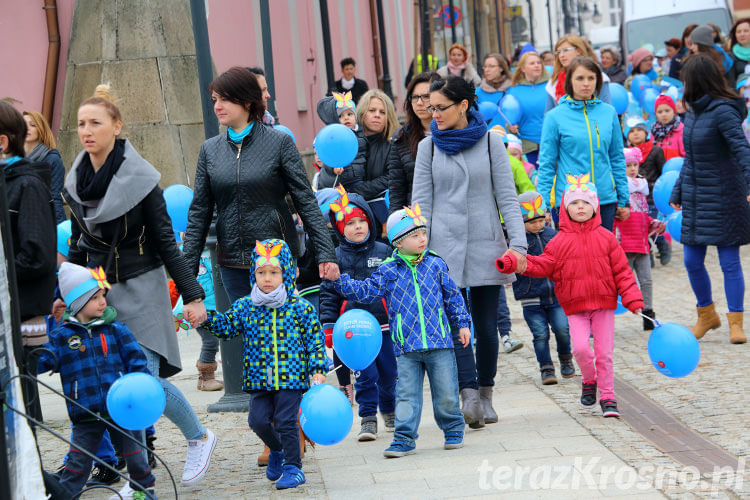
[623, 147, 643, 165]
[625, 119, 650, 140]
[518, 191, 546, 222]
[386, 204, 427, 244]
[315, 188, 340, 219]
[563, 174, 599, 211]
[329, 186, 370, 235]
[58, 262, 111, 316]
[253, 240, 284, 270]
[690, 25, 714, 47]
[654, 94, 676, 113]
[504, 133, 523, 154]
[628, 47, 653, 70]
[332, 91, 356, 117]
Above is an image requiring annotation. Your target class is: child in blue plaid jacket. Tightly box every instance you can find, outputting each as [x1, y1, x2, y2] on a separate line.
[202, 238, 327, 490]
[331, 204, 472, 458]
[38, 262, 155, 498]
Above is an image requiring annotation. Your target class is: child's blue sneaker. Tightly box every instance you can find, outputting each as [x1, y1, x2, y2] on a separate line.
[275, 464, 306, 489]
[266, 450, 284, 481]
[444, 431, 464, 450]
[383, 441, 415, 458]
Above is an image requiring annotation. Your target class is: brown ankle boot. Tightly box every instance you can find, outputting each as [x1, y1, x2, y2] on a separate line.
[257, 445, 270, 466]
[727, 312, 747, 344]
[196, 361, 224, 391]
[691, 304, 721, 339]
[298, 417, 313, 458]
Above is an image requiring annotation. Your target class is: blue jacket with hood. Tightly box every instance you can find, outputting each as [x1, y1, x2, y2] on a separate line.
[537, 95, 629, 209]
[203, 239, 328, 391]
[319, 193, 390, 335]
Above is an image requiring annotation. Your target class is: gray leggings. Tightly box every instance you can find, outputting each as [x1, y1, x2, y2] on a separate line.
[197, 326, 219, 364]
[626, 252, 652, 310]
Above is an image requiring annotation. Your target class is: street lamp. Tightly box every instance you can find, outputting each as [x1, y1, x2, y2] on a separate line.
[592, 3, 602, 24]
[579, 1, 592, 21]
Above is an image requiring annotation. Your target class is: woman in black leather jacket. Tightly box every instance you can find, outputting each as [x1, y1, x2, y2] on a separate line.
[388, 72, 436, 213]
[183, 67, 338, 303]
[63, 85, 216, 487]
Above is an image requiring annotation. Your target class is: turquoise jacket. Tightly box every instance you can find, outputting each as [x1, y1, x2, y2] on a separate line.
[536, 95, 628, 209]
[507, 79, 549, 144]
[475, 85, 509, 129]
[203, 239, 327, 391]
[333, 249, 471, 356]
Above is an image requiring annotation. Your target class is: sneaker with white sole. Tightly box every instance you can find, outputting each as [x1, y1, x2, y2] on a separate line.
[109, 482, 133, 500]
[502, 335, 523, 353]
[182, 428, 217, 486]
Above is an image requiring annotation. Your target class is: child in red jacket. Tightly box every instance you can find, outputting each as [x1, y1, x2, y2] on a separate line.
[651, 94, 685, 161]
[614, 148, 666, 331]
[498, 174, 643, 418]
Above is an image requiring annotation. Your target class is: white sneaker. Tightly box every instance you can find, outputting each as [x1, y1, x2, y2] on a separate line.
[502, 336, 524, 353]
[109, 481, 133, 500]
[182, 428, 217, 486]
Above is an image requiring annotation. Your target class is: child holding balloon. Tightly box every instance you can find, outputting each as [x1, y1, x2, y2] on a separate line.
[319, 187, 396, 442]
[331, 205, 472, 457]
[37, 262, 156, 498]
[498, 175, 643, 418]
[202, 238, 328, 489]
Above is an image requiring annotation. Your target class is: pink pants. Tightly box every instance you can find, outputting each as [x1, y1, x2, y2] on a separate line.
[568, 309, 615, 401]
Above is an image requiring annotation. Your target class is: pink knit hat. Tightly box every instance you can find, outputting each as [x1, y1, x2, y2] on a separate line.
[629, 47, 654, 70]
[623, 147, 643, 165]
[654, 94, 676, 113]
[563, 173, 599, 211]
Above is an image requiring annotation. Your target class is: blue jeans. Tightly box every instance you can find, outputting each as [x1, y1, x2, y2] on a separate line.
[496, 286, 511, 337]
[248, 390, 305, 468]
[552, 202, 616, 231]
[522, 303, 571, 368]
[61, 422, 153, 495]
[354, 332, 397, 417]
[142, 346, 206, 441]
[453, 286, 500, 389]
[64, 426, 116, 466]
[220, 266, 252, 303]
[394, 349, 464, 447]
[683, 244, 745, 312]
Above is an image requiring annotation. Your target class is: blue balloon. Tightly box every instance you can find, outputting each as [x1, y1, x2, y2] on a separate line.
[653, 170, 680, 216]
[106, 373, 166, 430]
[273, 124, 296, 144]
[640, 88, 659, 116]
[662, 157, 683, 174]
[299, 384, 352, 445]
[478, 100, 498, 121]
[615, 296, 627, 315]
[314, 124, 359, 168]
[666, 210, 682, 243]
[544, 65, 554, 75]
[333, 309, 382, 370]
[609, 83, 628, 114]
[499, 94, 523, 125]
[57, 220, 72, 257]
[163, 184, 194, 233]
[384, 189, 390, 209]
[630, 74, 652, 102]
[648, 322, 700, 378]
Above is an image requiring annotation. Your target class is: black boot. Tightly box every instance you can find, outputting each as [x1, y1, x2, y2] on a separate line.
[559, 353, 576, 378]
[642, 309, 656, 331]
[656, 237, 671, 265]
[146, 434, 157, 468]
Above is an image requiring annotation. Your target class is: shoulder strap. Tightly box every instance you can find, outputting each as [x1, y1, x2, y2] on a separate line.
[487, 134, 500, 216]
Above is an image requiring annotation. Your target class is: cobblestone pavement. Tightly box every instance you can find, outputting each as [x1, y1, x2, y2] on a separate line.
[35, 243, 748, 499]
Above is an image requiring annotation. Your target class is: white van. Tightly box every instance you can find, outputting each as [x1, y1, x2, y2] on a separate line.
[621, 0, 733, 54]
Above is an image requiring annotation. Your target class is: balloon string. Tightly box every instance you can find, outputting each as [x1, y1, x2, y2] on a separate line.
[327, 364, 341, 375]
[618, 298, 660, 327]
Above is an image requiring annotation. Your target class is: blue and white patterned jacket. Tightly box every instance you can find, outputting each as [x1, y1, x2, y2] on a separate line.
[37, 307, 149, 423]
[333, 249, 471, 356]
[203, 239, 328, 391]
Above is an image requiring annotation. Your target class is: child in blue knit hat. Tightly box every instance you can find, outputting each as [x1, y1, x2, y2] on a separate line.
[330, 204, 471, 457]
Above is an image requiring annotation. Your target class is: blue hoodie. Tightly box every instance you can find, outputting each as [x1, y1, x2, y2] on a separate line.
[537, 95, 629, 209]
[506, 77, 550, 144]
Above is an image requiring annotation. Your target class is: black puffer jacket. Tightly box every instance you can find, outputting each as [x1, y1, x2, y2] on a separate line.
[183, 124, 336, 272]
[387, 125, 417, 213]
[64, 140, 204, 302]
[670, 95, 750, 247]
[4, 158, 57, 321]
[350, 133, 391, 201]
[636, 142, 665, 205]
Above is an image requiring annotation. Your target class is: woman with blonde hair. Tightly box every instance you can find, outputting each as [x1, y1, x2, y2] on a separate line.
[352, 89, 398, 230]
[545, 34, 611, 110]
[437, 43, 481, 86]
[23, 110, 66, 222]
[506, 51, 550, 166]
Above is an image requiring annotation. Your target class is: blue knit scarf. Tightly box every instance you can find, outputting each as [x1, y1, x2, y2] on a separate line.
[430, 108, 488, 155]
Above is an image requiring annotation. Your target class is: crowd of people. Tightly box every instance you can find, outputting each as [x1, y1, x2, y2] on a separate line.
[1, 18, 749, 499]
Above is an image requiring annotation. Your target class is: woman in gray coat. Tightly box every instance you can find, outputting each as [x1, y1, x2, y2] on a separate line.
[411, 76, 528, 428]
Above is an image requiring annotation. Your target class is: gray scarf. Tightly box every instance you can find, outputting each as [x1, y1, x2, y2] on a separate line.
[27, 143, 52, 162]
[250, 283, 288, 308]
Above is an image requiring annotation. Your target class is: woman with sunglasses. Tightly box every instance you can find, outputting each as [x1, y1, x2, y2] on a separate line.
[546, 35, 611, 111]
[475, 53, 512, 129]
[411, 76, 528, 428]
[388, 72, 437, 212]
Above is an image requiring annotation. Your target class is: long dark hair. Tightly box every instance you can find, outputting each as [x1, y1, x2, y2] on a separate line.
[404, 72, 438, 157]
[730, 18, 750, 48]
[208, 66, 265, 123]
[681, 53, 737, 104]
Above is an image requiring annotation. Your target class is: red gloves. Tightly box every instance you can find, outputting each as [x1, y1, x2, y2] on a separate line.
[324, 328, 333, 349]
[495, 253, 518, 274]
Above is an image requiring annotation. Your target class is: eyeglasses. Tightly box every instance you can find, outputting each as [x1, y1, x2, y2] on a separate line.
[426, 103, 458, 114]
[410, 94, 431, 103]
[555, 47, 578, 56]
